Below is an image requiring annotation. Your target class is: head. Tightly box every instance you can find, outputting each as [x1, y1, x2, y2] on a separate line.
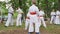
[57, 10, 59, 12]
[16, 8, 18, 10]
[57, 9, 60, 11]
[32, 0, 36, 4]
[18, 7, 20, 9]
[52, 9, 54, 12]
[16, 7, 19, 10]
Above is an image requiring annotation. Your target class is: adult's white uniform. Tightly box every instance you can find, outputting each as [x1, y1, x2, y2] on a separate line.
[50, 12, 56, 24]
[16, 8, 23, 26]
[55, 11, 60, 24]
[28, 4, 39, 32]
[38, 10, 46, 28]
[5, 6, 14, 26]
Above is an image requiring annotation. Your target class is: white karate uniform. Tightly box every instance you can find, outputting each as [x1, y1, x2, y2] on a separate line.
[28, 4, 40, 32]
[16, 8, 23, 26]
[25, 18, 30, 30]
[55, 11, 60, 24]
[25, 12, 30, 30]
[50, 12, 56, 24]
[59, 12, 60, 23]
[5, 6, 14, 26]
[38, 10, 46, 28]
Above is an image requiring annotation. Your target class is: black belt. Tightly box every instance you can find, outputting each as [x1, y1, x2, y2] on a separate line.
[52, 15, 56, 16]
[8, 12, 13, 15]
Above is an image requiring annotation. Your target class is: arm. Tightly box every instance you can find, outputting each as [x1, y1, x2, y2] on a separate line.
[43, 11, 45, 16]
[20, 9, 24, 14]
[36, 7, 39, 16]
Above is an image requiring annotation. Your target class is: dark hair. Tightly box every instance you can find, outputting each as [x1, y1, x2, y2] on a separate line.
[32, 0, 36, 4]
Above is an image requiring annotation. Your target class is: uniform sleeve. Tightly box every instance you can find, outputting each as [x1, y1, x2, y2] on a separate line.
[43, 11, 45, 15]
[20, 9, 23, 13]
[27, 12, 30, 17]
[27, 8, 30, 17]
[36, 7, 39, 16]
[28, 7, 31, 13]
[51, 12, 52, 15]
[11, 7, 14, 12]
[8, 7, 14, 12]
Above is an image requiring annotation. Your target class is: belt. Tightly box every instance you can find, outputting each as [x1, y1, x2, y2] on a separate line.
[52, 15, 56, 16]
[56, 15, 59, 16]
[30, 12, 36, 15]
[39, 16, 43, 17]
[8, 12, 13, 15]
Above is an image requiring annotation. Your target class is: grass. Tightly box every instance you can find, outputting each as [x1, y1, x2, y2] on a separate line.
[46, 24, 60, 31]
[45, 24, 60, 34]
[0, 22, 25, 31]
[0, 22, 60, 34]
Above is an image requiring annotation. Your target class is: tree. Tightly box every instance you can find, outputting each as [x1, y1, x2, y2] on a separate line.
[1, 0, 60, 18]
[58, 0, 60, 10]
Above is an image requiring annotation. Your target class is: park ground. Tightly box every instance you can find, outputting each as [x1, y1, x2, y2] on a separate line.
[0, 21, 60, 34]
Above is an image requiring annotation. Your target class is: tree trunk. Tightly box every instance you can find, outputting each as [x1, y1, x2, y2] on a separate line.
[58, 0, 60, 10]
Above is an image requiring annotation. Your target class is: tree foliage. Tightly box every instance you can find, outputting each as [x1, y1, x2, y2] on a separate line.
[0, 0, 60, 18]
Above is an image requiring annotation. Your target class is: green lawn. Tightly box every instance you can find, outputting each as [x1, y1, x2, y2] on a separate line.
[46, 24, 60, 34]
[0, 22, 25, 31]
[40, 23, 60, 34]
[0, 22, 60, 34]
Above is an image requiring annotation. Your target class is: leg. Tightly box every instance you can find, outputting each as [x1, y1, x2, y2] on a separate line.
[35, 17, 40, 34]
[10, 16, 14, 26]
[5, 14, 11, 26]
[5, 18, 10, 26]
[54, 16, 60, 24]
[42, 17, 46, 28]
[56, 17, 60, 24]
[28, 32, 31, 34]
[28, 18, 34, 33]
[28, 32, 34, 34]
[35, 23, 40, 33]
[38, 18, 41, 27]
[25, 19, 29, 30]
[28, 22, 34, 32]
[19, 17, 22, 26]
[50, 16, 54, 24]
[36, 32, 40, 34]
[35, 22, 40, 34]
[16, 15, 20, 26]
